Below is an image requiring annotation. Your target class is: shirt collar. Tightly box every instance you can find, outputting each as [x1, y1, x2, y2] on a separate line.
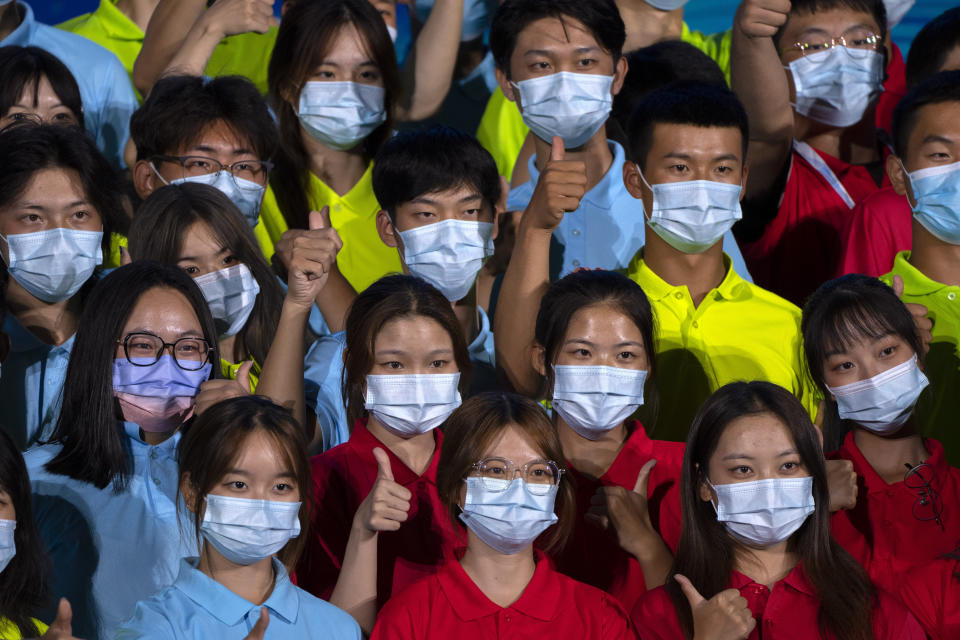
[350, 419, 443, 486]
[122, 420, 182, 454]
[308, 162, 379, 214]
[841, 430, 950, 491]
[96, 0, 146, 40]
[2, 313, 75, 354]
[175, 557, 298, 625]
[1, 2, 36, 47]
[628, 252, 743, 302]
[730, 562, 815, 596]
[891, 251, 952, 296]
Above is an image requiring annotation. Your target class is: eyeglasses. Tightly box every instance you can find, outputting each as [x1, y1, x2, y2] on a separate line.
[904, 462, 944, 531]
[469, 457, 563, 495]
[783, 26, 882, 58]
[117, 332, 213, 371]
[0, 111, 81, 128]
[153, 155, 273, 189]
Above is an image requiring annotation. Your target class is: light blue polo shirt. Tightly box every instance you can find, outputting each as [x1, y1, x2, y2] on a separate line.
[115, 557, 361, 639]
[3, 2, 137, 168]
[506, 140, 753, 282]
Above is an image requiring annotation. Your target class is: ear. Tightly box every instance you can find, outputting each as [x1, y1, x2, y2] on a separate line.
[376, 210, 400, 248]
[886, 154, 913, 204]
[496, 67, 518, 105]
[611, 55, 629, 96]
[180, 473, 199, 514]
[133, 160, 160, 200]
[491, 175, 509, 241]
[531, 343, 547, 377]
[697, 470, 715, 504]
[622, 160, 645, 200]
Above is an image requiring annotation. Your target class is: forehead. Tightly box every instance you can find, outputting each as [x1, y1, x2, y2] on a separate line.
[398, 184, 484, 206]
[513, 16, 607, 57]
[482, 423, 545, 460]
[781, 7, 880, 42]
[319, 23, 376, 65]
[229, 430, 293, 473]
[179, 221, 226, 254]
[374, 314, 453, 349]
[122, 286, 202, 331]
[565, 303, 642, 337]
[647, 122, 743, 158]
[175, 119, 253, 154]
[712, 414, 798, 461]
[907, 101, 960, 148]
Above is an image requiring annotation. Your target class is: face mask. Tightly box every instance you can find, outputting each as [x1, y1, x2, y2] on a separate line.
[164, 168, 264, 228]
[415, 0, 497, 41]
[200, 494, 301, 565]
[194, 264, 261, 338]
[0, 520, 15, 575]
[365, 373, 461, 436]
[386, 25, 398, 43]
[883, 0, 914, 28]
[827, 354, 929, 434]
[552, 365, 647, 440]
[513, 72, 613, 149]
[398, 220, 494, 302]
[903, 160, 960, 245]
[1, 228, 102, 303]
[788, 47, 884, 128]
[644, 0, 689, 10]
[298, 81, 387, 151]
[113, 355, 212, 432]
[637, 165, 743, 254]
[710, 476, 815, 548]
[460, 477, 558, 555]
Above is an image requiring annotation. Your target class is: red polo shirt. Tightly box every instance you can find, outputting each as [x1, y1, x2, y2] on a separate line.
[631, 564, 925, 639]
[898, 555, 960, 640]
[296, 419, 461, 606]
[370, 551, 638, 639]
[553, 422, 684, 613]
[875, 44, 907, 137]
[838, 186, 912, 278]
[827, 433, 960, 595]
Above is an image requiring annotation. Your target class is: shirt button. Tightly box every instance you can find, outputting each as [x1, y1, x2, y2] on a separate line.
[948, 292, 957, 301]
[333, 204, 342, 212]
[153, 477, 161, 487]
[692, 321, 699, 329]
[150, 449, 158, 460]
[674, 292, 683, 299]
[572, 259, 581, 267]
[572, 228, 581, 236]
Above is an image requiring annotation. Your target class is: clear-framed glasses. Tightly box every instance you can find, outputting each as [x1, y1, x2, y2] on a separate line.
[904, 462, 944, 531]
[782, 26, 882, 58]
[152, 155, 273, 189]
[469, 457, 563, 495]
[116, 332, 213, 371]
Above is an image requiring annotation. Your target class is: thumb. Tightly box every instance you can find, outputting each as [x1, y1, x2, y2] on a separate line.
[550, 136, 565, 162]
[675, 574, 705, 608]
[49, 597, 72, 632]
[119, 244, 133, 266]
[633, 458, 657, 495]
[373, 447, 394, 482]
[247, 607, 269, 639]
[237, 360, 255, 391]
[309, 206, 331, 231]
[892, 274, 904, 299]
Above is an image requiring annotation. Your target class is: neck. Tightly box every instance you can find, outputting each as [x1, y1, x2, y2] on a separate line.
[533, 130, 612, 193]
[0, 2, 20, 42]
[115, 0, 161, 32]
[140, 426, 179, 446]
[616, 0, 684, 51]
[853, 425, 929, 485]
[909, 222, 960, 287]
[197, 544, 277, 605]
[303, 127, 369, 197]
[366, 416, 436, 475]
[557, 417, 627, 479]
[642, 234, 727, 306]
[733, 539, 799, 590]
[451, 294, 480, 346]
[5, 279, 81, 346]
[460, 533, 537, 608]
[795, 113, 879, 166]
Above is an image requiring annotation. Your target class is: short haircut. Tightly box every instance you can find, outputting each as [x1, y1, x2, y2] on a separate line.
[372, 126, 502, 222]
[0, 46, 83, 128]
[891, 70, 960, 158]
[773, 0, 887, 50]
[130, 74, 276, 162]
[905, 7, 960, 89]
[490, 0, 625, 76]
[626, 82, 749, 171]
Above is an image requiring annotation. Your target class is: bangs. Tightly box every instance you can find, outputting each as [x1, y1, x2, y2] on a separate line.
[821, 299, 899, 356]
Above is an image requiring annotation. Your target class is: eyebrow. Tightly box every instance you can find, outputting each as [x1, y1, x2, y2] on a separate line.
[408, 193, 483, 206]
[177, 247, 230, 263]
[319, 60, 378, 68]
[188, 143, 254, 157]
[920, 134, 957, 146]
[722, 449, 798, 461]
[21, 200, 88, 210]
[564, 338, 644, 348]
[712, 154, 740, 163]
[824, 331, 894, 357]
[223, 469, 297, 479]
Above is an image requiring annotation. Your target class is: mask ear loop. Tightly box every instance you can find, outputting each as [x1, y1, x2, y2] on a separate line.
[150, 162, 172, 187]
[703, 474, 721, 516]
[897, 157, 917, 205]
[634, 163, 656, 221]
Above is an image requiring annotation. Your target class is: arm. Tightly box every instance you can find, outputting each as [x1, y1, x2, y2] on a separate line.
[133, 0, 207, 94]
[395, 0, 464, 122]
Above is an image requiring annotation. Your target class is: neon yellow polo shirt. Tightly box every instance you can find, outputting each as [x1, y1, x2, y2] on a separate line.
[259, 164, 403, 292]
[220, 357, 261, 391]
[0, 617, 48, 638]
[627, 252, 816, 441]
[475, 24, 733, 181]
[881, 251, 960, 465]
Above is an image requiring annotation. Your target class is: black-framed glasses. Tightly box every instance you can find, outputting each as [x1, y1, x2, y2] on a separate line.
[469, 457, 563, 495]
[152, 155, 273, 189]
[904, 462, 944, 531]
[117, 332, 213, 371]
[782, 26, 881, 58]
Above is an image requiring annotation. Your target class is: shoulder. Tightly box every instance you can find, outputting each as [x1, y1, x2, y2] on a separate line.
[295, 587, 363, 638]
[33, 22, 126, 68]
[374, 573, 441, 634]
[114, 589, 181, 639]
[631, 585, 681, 638]
[872, 588, 928, 640]
[23, 444, 61, 471]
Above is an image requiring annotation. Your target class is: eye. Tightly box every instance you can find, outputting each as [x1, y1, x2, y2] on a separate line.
[22, 213, 41, 223]
[573, 348, 591, 357]
[577, 57, 597, 67]
[531, 61, 551, 71]
[223, 255, 239, 266]
[317, 70, 336, 79]
[416, 210, 436, 219]
[879, 345, 897, 358]
[833, 360, 854, 372]
[715, 165, 733, 175]
[670, 164, 689, 173]
[51, 112, 75, 123]
[275, 482, 295, 492]
[183, 265, 199, 275]
[73, 209, 90, 220]
[230, 481, 247, 490]
[360, 70, 381, 81]
[731, 465, 752, 476]
[429, 359, 448, 368]
[384, 361, 402, 370]
[463, 208, 481, 217]
[781, 461, 801, 472]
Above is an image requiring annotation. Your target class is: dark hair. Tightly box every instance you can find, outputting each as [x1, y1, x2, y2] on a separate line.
[667, 381, 876, 640]
[490, 0, 625, 77]
[436, 392, 575, 553]
[45, 262, 220, 490]
[773, 0, 887, 50]
[0, 46, 83, 128]
[127, 183, 285, 365]
[801, 274, 922, 451]
[343, 275, 471, 427]
[179, 396, 312, 569]
[627, 82, 749, 170]
[130, 74, 276, 163]
[372, 125, 502, 223]
[0, 428, 47, 637]
[905, 8, 960, 89]
[268, 0, 399, 231]
[891, 70, 960, 159]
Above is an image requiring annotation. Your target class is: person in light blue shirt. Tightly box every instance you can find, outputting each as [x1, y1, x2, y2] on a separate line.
[116, 396, 361, 639]
[26, 263, 221, 639]
[0, 2, 137, 168]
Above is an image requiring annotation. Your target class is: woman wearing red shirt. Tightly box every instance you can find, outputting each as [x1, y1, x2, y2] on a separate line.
[631, 381, 923, 640]
[898, 548, 960, 640]
[801, 275, 960, 594]
[371, 392, 637, 639]
[531, 269, 683, 612]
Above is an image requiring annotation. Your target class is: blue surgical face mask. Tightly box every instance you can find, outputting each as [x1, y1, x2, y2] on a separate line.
[113, 355, 212, 433]
[398, 219, 494, 302]
[513, 72, 613, 149]
[827, 354, 929, 434]
[298, 81, 387, 151]
[903, 160, 960, 245]
[460, 477, 558, 555]
[414, 0, 497, 41]
[787, 47, 885, 128]
[709, 476, 815, 548]
[0, 520, 15, 575]
[365, 373, 462, 436]
[152, 164, 264, 228]
[200, 494, 302, 565]
[644, 0, 689, 10]
[552, 365, 647, 440]
[193, 264, 261, 338]
[883, 0, 914, 28]
[1, 227, 103, 302]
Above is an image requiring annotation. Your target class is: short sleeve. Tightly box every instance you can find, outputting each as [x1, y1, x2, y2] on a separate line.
[113, 600, 179, 639]
[630, 586, 684, 640]
[898, 558, 954, 639]
[600, 592, 640, 640]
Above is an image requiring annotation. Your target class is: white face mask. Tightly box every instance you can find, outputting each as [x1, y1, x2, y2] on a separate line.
[644, 0, 689, 9]
[787, 47, 885, 128]
[1, 227, 103, 302]
[460, 477, 558, 555]
[883, 0, 914, 28]
[365, 373, 462, 436]
[193, 263, 261, 339]
[827, 354, 929, 434]
[200, 494, 301, 565]
[0, 519, 15, 575]
[398, 219, 494, 302]
[637, 164, 743, 254]
[552, 365, 646, 440]
[709, 476, 815, 548]
[298, 81, 387, 151]
[151, 163, 265, 228]
[513, 72, 613, 149]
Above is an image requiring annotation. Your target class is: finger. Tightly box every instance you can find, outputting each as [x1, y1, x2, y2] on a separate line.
[674, 574, 705, 607]
[550, 136, 565, 162]
[375, 507, 411, 523]
[119, 245, 133, 266]
[49, 597, 72, 632]
[310, 206, 331, 231]
[892, 274, 904, 299]
[373, 447, 394, 482]
[633, 458, 657, 495]
[584, 512, 609, 529]
[237, 360, 255, 391]
[385, 483, 413, 502]
[375, 495, 411, 515]
[247, 607, 269, 639]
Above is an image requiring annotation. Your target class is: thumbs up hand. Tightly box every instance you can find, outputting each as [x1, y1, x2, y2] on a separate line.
[284, 206, 344, 310]
[586, 459, 658, 558]
[675, 574, 756, 640]
[352, 447, 413, 541]
[195, 360, 255, 415]
[892, 274, 933, 357]
[41, 598, 81, 640]
[523, 136, 587, 231]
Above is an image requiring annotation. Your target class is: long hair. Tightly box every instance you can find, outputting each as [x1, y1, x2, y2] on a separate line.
[267, 0, 399, 231]
[127, 183, 285, 365]
[666, 381, 875, 640]
[0, 46, 83, 128]
[45, 262, 220, 491]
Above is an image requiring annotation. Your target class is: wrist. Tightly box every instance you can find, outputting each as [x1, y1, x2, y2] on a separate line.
[282, 296, 314, 317]
[195, 12, 227, 42]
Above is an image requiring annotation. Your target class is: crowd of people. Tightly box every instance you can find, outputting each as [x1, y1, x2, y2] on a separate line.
[0, 0, 957, 637]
